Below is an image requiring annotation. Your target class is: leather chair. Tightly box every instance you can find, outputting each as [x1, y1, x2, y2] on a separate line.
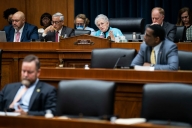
[90, 48, 136, 68]
[178, 50, 192, 70]
[56, 80, 116, 119]
[141, 83, 192, 127]
[75, 29, 91, 36]
[174, 26, 185, 42]
[109, 18, 145, 40]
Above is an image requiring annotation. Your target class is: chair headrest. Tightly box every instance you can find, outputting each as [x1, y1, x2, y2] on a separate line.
[109, 18, 145, 34]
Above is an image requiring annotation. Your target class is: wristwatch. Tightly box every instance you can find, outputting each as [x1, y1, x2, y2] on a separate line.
[150, 64, 155, 67]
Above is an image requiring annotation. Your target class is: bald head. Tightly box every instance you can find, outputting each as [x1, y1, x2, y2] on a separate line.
[12, 11, 25, 31]
[13, 11, 25, 20]
[151, 7, 165, 25]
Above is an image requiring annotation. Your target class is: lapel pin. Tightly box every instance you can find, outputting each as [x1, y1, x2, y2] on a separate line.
[37, 89, 40, 92]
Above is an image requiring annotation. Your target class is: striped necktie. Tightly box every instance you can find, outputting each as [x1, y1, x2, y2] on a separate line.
[55, 31, 59, 42]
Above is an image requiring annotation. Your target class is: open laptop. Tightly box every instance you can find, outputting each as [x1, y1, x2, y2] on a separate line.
[0, 31, 7, 42]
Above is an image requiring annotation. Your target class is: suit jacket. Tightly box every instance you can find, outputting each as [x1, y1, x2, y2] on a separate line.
[3, 23, 39, 42]
[145, 22, 176, 42]
[42, 26, 75, 42]
[131, 39, 179, 70]
[0, 81, 57, 116]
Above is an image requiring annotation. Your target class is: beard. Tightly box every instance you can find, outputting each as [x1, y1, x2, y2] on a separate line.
[21, 79, 31, 88]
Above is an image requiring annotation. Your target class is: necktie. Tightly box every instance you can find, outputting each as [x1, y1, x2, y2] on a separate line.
[9, 86, 27, 108]
[15, 31, 20, 42]
[55, 31, 59, 42]
[150, 49, 156, 64]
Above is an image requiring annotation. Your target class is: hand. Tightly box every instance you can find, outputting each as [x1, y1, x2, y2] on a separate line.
[109, 31, 115, 41]
[15, 105, 28, 116]
[44, 25, 56, 34]
[143, 62, 151, 66]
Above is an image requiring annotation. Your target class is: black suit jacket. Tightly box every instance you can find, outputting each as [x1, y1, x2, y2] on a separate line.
[42, 25, 75, 42]
[145, 21, 176, 42]
[0, 81, 56, 116]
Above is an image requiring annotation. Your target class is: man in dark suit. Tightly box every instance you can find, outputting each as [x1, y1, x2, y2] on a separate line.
[131, 24, 178, 70]
[41, 12, 75, 42]
[146, 7, 176, 42]
[3, 11, 39, 42]
[0, 55, 56, 116]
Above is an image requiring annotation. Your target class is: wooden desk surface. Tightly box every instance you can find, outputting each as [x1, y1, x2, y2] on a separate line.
[0, 115, 179, 128]
[39, 68, 192, 118]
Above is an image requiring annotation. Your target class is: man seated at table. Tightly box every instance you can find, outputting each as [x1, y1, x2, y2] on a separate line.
[131, 24, 178, 70]
[146, 7, 176, 42]
[41, 12, 75, 42]
[0, 55, 56, 116]
[3, 11, 39, 42]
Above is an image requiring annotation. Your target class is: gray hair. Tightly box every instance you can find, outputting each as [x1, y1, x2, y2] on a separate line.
[95, 14, 109, 27]
[52, 12, 64, 21]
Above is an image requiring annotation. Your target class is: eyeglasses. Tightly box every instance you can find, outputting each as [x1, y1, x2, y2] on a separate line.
[181, 16, 189, 19]
[76, 23, 84, 26]
[51, 21, 62, 25]
[12, 19, 20, 23]
[42, 17, 50, 21]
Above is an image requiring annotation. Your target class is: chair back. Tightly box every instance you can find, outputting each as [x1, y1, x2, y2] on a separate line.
[141, 83, 192, 126]
[109, 18, 145, 40]
[178, 50, 192, 70]
[174, 26, 185, 42]
[90, 48, 136, 68]
[75, 29, 91, 36]
[56, 80, 115, 118]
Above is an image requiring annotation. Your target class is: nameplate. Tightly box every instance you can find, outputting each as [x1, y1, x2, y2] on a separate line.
[74, 39, 94, 45]
[128, 39, 143, 42]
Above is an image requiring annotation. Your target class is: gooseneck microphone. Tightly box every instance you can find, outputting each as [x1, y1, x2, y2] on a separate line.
[113, 55, 126, 68]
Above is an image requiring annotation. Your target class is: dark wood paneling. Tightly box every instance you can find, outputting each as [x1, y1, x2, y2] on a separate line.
[0, 0, 74, 30]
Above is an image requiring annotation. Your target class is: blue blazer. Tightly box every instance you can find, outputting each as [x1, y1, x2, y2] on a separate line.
[131, 39, 179, 70]
[3, 22, 39, 42]
[0, 81, 57, 116]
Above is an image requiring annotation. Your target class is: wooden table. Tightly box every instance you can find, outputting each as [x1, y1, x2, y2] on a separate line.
[39, 68, 192, 118]
[0, 115, 180, 128]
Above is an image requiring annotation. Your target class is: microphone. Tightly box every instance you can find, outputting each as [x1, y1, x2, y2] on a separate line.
[113, 55, 126, 69]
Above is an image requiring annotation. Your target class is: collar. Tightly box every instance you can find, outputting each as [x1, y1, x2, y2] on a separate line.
[153, 41, 162, 51]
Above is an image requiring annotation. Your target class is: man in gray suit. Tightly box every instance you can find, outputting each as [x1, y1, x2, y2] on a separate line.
[41, 12, 75, 42]
[131, 24, 178, 70]
[146, 7, 176, 42]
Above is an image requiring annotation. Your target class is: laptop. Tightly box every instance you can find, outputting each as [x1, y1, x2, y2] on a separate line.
[0, 31, 7, 42]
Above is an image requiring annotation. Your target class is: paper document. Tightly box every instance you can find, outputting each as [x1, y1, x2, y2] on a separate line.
[0, 111, 20, 116]
[115, 118, 146, 125]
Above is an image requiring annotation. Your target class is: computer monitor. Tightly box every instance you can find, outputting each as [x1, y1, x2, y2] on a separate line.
[0, 31, 7, 42]
[74, 29, 91, 36]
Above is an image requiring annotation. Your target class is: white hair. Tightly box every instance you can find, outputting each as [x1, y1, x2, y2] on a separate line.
[52, 12, 64, 21]
[94, 14, 109, 26]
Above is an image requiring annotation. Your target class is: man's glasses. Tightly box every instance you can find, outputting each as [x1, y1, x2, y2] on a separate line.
[12, 20, 20, 23]
[51, 21, 62, 25]
[181, 16, 189, 19]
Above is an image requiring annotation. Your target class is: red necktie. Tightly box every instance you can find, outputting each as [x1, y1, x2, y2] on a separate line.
[55, 31, 59, 42]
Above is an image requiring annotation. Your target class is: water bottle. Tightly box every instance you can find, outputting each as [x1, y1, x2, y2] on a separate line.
[100, 32, 104, 38]
[132, 32, 136, 40]
[45, 110, 54, 118]
[115, 33, 120, 42]
[84, 64, 90, 69]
